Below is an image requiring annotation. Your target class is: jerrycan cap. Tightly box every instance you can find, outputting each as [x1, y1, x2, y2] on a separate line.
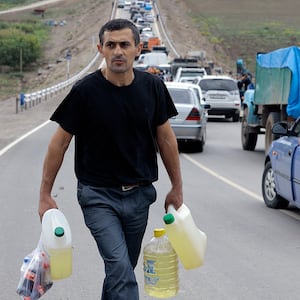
[163, 213, 175, 225]
[154, 228, 166, 237]
[54, 226, 65, 237]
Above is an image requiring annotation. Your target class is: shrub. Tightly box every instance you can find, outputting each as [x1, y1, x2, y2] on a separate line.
[0, 21, 48, 69]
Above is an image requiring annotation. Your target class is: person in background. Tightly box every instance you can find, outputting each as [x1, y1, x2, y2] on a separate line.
[38, 18, 183, 300]
[238, 72, 252, 102]
[247, 76, 255, 90]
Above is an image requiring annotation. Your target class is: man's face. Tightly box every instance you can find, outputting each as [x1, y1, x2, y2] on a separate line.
[98, 28, 142, 74]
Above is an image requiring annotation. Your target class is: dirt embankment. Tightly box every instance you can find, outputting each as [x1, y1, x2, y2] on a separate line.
[1, 0, 231, 101]
[157, 0, 231, 73]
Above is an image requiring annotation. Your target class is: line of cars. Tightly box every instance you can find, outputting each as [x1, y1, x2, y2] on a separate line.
[120, 1, 241, 152]
[173, 68, 241, 123]
[165, 73, 241, 152]
[122, 2, 300, 214]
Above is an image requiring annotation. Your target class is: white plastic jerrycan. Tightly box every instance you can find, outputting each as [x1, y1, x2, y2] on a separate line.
[163, 203, 207, 270]
[42, 208, 72, 280]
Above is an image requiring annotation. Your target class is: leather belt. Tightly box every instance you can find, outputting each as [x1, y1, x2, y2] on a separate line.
[121, 184, 140, 191]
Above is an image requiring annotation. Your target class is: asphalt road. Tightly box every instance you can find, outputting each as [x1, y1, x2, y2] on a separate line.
[2, 117, 300, 299]
[2, 4, 300, 300]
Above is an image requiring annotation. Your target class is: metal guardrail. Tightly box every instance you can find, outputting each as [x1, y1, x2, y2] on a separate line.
[17, 51, 100, 113]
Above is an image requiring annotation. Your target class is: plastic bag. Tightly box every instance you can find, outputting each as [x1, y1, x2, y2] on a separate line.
[16, 235, 53, 300]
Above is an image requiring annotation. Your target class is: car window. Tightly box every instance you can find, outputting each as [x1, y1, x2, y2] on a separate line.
[199, 79, 238, 91]
[180, 71, 205, 77]
[192, 88, 201, 102]
[168, 88, 193, 104]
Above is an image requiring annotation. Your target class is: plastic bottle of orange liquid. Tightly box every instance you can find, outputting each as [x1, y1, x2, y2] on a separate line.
[42, 209, 72, 280]
[163, 204, 207, 270]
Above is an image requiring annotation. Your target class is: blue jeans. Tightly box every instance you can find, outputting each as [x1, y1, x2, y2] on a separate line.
[77, 182, 156, 300]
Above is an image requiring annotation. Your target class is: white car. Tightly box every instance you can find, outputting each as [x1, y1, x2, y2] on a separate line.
[139, 52, 169, 66]
[174, 67, 207, 82]
[166, 82, 210, 152]
[198, 75, 241, 122]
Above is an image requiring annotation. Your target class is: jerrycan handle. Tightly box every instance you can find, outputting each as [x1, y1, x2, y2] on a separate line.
[167, 204, 177, 214]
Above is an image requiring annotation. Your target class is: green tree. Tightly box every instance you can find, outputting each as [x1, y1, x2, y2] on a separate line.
[0, 22, 47, 69]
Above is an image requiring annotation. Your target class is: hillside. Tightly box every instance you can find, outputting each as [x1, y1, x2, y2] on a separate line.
[2, 0, 300, 102]
[162, 0, 300, 73]
[0, 0, 232, 102]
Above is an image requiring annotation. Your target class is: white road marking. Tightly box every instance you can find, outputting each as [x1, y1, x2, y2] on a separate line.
[182, 153, 300, 220]
[182, 153, 263, 201]
[0, 121, 50, 157]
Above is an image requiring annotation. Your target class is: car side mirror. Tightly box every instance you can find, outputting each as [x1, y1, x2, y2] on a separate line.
[272, 122, 288, 135]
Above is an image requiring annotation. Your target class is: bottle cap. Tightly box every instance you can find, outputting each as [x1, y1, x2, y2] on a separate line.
[23, 256, 31, 263]
[154, 228, 166, 237]
[54, 226, 65, 237]
[163, 213, 175, 224]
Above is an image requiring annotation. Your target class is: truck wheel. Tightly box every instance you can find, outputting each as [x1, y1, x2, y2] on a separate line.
[241, 107, 257, 151]
[262, 161, 289, 209]
[265, 112, 280, 154]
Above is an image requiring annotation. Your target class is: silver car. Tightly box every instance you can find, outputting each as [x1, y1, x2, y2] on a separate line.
[166, 82, 210, 152]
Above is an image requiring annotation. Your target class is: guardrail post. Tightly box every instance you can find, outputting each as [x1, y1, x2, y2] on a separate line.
[16, 96, 19, 114]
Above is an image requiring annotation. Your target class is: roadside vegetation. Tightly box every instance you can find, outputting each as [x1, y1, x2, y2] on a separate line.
[0, 20, 49, 68]
[0, 0, 68, 101]
[192, 15, 300, 73]
[0, 19, 49, 100]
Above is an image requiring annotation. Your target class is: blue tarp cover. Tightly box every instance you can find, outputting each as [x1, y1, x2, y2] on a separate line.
[257, 46, 300, 119]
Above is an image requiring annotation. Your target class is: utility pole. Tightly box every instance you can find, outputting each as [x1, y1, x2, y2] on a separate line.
[20, 48, 23, 74]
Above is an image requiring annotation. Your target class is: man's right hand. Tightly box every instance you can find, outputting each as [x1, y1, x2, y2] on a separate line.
[39, 194, 58, 221]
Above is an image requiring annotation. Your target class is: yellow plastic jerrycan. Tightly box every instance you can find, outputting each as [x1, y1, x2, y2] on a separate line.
[163, 204, 207, 270]
[42, 209, 72, 280]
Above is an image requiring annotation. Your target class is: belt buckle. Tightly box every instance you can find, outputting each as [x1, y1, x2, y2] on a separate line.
[121, 184, 138, 191]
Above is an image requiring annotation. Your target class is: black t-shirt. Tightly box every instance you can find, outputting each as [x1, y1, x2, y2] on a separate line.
[50, 69, 177, 187]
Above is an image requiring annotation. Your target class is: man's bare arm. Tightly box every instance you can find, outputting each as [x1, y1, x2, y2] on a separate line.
[39, 126, 73, 220]
[156, 120, 183, 212]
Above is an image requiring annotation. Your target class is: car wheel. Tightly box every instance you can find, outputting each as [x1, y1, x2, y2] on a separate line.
[198, 139, 204, 153]
[232, 112, 240, 122]
[261, 161, 289, 209]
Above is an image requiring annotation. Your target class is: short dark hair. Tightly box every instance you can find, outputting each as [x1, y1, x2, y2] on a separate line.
[98, 18, 140, 46]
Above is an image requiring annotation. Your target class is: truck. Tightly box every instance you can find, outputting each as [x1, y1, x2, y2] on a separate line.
[141, 37, 161, 54]
[241, 46, 300, 153]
